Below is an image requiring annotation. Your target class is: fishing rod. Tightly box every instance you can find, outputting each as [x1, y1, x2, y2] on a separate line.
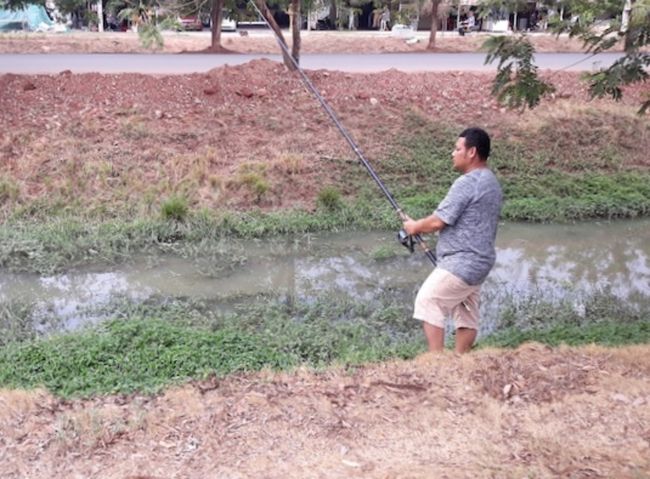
[247, 0, 437, 266]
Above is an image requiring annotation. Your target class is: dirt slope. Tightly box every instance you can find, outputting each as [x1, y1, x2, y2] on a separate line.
[1, 60, 647, 214]
[1, 343, 649, 478]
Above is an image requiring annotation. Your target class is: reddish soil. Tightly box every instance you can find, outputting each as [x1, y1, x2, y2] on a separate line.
[0, 59, 647, 214]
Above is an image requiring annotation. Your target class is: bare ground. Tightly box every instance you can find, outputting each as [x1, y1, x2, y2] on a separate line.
[0, 30, 608, 54]
[1, 343, 649, 478]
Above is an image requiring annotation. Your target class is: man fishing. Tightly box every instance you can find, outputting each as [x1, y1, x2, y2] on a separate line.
[402, 127, 502, 353]
[244, 4, 501, 354]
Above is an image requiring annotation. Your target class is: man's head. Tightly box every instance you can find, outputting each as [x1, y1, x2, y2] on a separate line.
[452, 127, 491, 172]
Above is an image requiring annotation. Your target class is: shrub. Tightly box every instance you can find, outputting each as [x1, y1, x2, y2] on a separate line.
[0, 177, 20, 205]
[317, 186, 342, 211]
[161, 195, 189, 221]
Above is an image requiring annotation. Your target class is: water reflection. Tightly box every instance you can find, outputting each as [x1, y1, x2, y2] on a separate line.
[0, 219, 648, 332]
[493, 221, 650, 299]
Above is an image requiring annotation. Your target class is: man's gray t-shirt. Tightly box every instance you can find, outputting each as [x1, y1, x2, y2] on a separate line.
[434, 168, 502, 286]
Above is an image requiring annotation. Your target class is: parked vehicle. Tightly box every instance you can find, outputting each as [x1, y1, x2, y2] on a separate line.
[179, 10, 236, 31]
[221, 10, 236, 31]
[178, 15, 203, 31]
[202, 10, 237, 31]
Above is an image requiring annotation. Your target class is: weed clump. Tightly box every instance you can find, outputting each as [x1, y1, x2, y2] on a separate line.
[161, 195, 189, 221]
[317, 186, 343, 211]
[239, 172, 269, 202]
[0, 177, 19, 205]
[231, 163, 270, 204]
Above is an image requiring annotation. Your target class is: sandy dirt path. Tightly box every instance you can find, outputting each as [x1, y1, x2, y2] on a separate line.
[0, 30, 603, 54]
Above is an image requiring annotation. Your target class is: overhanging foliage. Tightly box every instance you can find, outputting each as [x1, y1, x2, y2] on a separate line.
[482, 0, 650, 113]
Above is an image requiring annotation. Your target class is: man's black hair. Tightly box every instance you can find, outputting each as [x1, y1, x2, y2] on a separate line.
[459, 127, 491, 161]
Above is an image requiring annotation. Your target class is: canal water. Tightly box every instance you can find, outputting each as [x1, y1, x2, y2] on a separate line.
[1, 219, 648, 336]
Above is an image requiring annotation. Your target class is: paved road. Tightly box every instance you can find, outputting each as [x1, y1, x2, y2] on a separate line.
[0, 52, 621, 74]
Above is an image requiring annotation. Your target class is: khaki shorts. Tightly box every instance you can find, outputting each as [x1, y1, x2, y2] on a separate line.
[413, 268, 481, 330]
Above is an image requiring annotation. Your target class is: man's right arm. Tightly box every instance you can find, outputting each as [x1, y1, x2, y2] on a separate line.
[403, 214, 447, 236]
[403, 175, 472, 236]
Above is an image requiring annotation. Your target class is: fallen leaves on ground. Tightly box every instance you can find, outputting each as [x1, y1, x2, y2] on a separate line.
[1, 343, 649, 478]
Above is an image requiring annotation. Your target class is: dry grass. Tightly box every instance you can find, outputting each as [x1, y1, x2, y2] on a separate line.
[515, 100, 650, 171]
[1, 343, 649, 478]
[272, 151, 308, 177]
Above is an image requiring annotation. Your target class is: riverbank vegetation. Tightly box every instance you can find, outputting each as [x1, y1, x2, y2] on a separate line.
[2, 107, 649, 274]
[1, 290, 647, 398]
[2, 65, 648, 234]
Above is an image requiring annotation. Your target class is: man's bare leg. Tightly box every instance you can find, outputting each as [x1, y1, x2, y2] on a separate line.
[423, 322, 445, 352]
[455, 327, 477, 353]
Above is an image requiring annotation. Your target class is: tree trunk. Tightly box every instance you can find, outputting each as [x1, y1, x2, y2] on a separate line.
[621, 0, 633, 32]
[291, 0, 301, 64]
[256, 0, 297, 70]
[427, 0, 441, 50]
[210, 0, 224, 50]
[97, 0, 103, 32]
[329, 0, 337, 28]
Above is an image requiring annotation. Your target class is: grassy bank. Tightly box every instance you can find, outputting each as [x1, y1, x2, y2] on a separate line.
[2, 170, 650, 276]
[2, 103, 650, 274]
[3, 178, 649, 275]
[0, 292, 647, 398]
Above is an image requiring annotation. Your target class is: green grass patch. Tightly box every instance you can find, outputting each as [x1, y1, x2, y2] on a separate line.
[0, 291, 647, 398]
[479, 320, 650, 348]
[161, 195, 189, 221]
[0, 298, 421, 398]
[0, 318, 277, 397]
[317, 186, 343, 212]
[480, 289, 649, 348]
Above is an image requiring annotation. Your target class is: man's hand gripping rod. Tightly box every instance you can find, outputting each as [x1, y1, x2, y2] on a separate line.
[249, 0, 436, 265]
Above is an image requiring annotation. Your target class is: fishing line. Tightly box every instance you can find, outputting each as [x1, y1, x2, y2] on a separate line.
[247, 0, 437, 266]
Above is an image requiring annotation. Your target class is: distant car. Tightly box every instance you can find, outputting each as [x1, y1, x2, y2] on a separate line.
[199, 10, 236, 31]
[221, 11, 236, 31]
[180, 10, 236, 31]
[178, 15, 203, 31]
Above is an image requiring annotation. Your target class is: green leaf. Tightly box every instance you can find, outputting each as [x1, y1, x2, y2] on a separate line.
[483, 35, 555, 110]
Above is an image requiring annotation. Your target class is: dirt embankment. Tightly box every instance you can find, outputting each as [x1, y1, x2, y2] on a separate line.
[1, 59, 647, 214]
[1, 343, 649, 478]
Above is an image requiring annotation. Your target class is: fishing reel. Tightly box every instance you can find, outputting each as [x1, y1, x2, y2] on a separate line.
[397, 229, 415, 253]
